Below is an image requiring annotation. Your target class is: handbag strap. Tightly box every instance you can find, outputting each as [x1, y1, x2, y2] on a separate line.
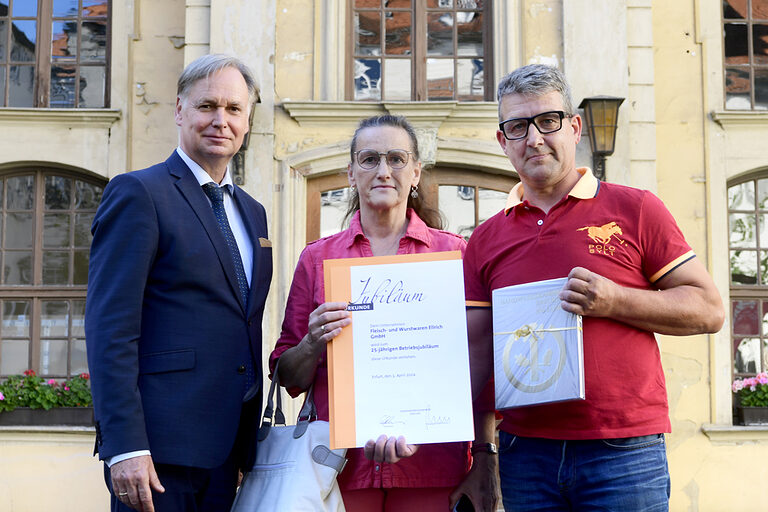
[293, 384, 318, 439]
[257, 359, 287, 441]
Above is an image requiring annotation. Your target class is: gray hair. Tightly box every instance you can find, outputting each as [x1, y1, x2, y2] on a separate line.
[350, 114, 421, 162]
[496, 64, 574, 120]
[177, 54, 259, 106]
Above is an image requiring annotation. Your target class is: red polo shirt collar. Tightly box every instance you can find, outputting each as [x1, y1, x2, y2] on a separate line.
[504, 167, 599, 214]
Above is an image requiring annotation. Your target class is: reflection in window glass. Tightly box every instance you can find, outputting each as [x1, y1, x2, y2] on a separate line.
[71, 338, 87, 374]
[2, 301, 30, 337]
[354, 58, 381, 100]
[72, 300, 85, 337]
[427, 13, 453, 56]
[45, 175, 72, 209]
[4, 251, 33, 285]
[6, 175, 33, 210]
[439, 185, 475, 239]
[733, 299, 759, 335]
[11, 20, 36, 61]
[729, 180, 755, 209]
[50, 64, 77, 107]
[320, 187, 350, 239]
[44, 213, 71, 248]
[385, 11, 411, 55]
[730, 213, 757, 247]
[457, 11, 483, 56]
[735, 337, 761, 373]
[477, 188, 507, 223]
[43, 251, 69, 285]
[52, 0, 80, 17]
[78, 65, 105, 107]
[8, 64, 34, 106]
[755, 67, 768, 110]
[12, 1, 39, 17]
[42, 300, 69, 337]
[0, 20, 7, 58]
[76, 180, 102, 208]
[81, 19, 107, 61]
[427, 58, 453, 99]
[6, 212, 33, 249]
[457, 58, 483, 100]
[74, 250, 88, 284]
[355, 11, 381, 56]
[731, 249, 758, 284]
[52, 20, 78, 59]
[74, 212, 94, 246]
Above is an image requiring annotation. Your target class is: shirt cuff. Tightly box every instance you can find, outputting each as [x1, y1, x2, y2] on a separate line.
[106, 450, 152, 467]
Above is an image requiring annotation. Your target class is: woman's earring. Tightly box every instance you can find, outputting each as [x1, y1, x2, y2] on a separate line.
[350, 185, 356, 193]
[410, 185, 419, 199]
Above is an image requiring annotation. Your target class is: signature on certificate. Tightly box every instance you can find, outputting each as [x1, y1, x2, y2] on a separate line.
[379, 415, 406, 428]
[424, 406, 451, 428]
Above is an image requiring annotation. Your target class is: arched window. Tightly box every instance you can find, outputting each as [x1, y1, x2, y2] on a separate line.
[306, 167, 516, 243]
[0, 168, 105, 378]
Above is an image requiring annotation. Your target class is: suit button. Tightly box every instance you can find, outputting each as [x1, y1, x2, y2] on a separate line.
[237, 365, 246, 374]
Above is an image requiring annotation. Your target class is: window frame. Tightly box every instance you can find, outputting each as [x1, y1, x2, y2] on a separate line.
[0, 167, 105, 379]
[0, 0, 111, 108]
[345, 0, 494, 102]
[722, 0, 768, 110]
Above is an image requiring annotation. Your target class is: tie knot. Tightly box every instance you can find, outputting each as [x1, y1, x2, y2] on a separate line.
[202, 182, 224, 203]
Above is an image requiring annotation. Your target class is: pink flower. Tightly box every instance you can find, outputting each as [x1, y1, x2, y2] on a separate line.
[47, 379, 56, 386]
[0, 392, 4, 401]
[757, 373, 768, 385]
[64, 386, 70, 391]
[733, 380, 744, 392]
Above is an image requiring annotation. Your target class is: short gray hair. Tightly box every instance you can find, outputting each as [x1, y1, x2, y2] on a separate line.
[496, 64, 574, 120]
[177, 54, 259, 106]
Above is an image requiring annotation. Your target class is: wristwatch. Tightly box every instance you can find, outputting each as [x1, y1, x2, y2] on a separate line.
[470, 442, 498, 455]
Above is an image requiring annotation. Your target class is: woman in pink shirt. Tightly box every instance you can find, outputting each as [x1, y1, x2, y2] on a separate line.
[269, 115, 496, 511]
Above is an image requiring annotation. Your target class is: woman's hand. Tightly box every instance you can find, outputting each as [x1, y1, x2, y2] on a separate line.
[363, 435, 419, 464]
[305, 301, 352, 352]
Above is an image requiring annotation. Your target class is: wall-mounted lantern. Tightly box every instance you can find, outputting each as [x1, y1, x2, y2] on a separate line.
[578, 96, 624, 181]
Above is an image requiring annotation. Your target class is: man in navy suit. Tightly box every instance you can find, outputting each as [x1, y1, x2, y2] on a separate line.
[85, 54, 272, 512]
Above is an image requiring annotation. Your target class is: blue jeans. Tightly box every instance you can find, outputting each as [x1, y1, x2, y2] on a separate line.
[498, 432, 670, 512]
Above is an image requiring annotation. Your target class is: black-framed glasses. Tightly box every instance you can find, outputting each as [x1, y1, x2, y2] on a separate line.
[354, 149, 413, 170]
[498, 111, 574, 140]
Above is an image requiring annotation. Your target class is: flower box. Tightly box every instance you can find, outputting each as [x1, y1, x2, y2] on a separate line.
[0, 406, 93, 427]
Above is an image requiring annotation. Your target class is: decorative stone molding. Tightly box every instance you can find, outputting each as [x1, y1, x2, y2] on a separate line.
[0, 108, 121, 127]
[711, 110, 768, 126]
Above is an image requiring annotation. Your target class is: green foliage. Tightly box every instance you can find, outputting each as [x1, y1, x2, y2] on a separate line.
[0, 370, 92, 412]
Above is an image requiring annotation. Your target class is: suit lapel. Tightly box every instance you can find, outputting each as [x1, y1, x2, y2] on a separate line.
[166, 153, 247, 313]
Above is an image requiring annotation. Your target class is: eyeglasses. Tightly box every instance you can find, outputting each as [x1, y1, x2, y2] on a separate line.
[498, 111, 574, 140]
[353, 149, 413, 170]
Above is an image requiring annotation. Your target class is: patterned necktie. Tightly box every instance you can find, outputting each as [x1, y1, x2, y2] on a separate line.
[202, 182, 255, 392]
[202, 182, 250, 306]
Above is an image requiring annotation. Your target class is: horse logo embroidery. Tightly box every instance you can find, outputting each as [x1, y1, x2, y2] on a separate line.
[577, 222, 626, 256]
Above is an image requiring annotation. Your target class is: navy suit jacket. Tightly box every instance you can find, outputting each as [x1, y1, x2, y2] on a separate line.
[85, 151, 272, 469]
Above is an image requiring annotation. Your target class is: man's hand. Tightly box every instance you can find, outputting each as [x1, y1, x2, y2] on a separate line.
[449, 452, 499, 512]
[363, 435, 419, 463]
[110, 455, 165, 512]
[559, 266, 619, 318]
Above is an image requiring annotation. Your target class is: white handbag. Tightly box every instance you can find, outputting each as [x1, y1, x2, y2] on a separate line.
[230, 362, 347, 512]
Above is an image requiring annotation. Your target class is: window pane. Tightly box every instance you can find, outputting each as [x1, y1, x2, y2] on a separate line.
[725, 67, 751, 109]
[52, 0, 79, 17]
[355, 0, 380, 7]
[44, 213, 71, 248]
[724, 23, 748, 65]
[729, 180, 755, 209]
[52, 20, 77, 60]
[42, 300, 69, 337]
[761, 250, 768, 284]
[50, 64, 76, 107]
[71, 338, 87, 374]
[733, 299, 759, 334]
[459, 0, 484, 8]
[6, 175, 33, 210]
[8, 64, 34, 106]
[73, 249, 88, 284]
[12, 0, 38, 17]
[0, 20, 7, 59]
[732, 249, 758, 284]
[320, 187, 350, 238]
[428, 0, 455, 7]
[1, 339, 28, 374]
[386, 0, 410, 7]
[2, 300, 30, 337]
[356, 11, 381, 56]
[428, 13, 454, 56]
[735, 337, 760, 373]
[457, 58, 483, 100]
[439, 185, 475, 240]
[78, 65, 105, 107]
[10, 20, 35, 61]
[457, 11, 483, 56]
[0, 68, 5, 105]
[40, 339, 67, 375]
[383, 58, 410, 100]
[478, 188, 508, 223]
[75, 180, 102, 209]
[385, 11, 411, 55]
[753, 24, 768, 64]
[723, 0, 747, 19]
[730, 213, 756, 247]
[81, 19, 106, 61]
[6, 212, 33, 248]
[427, 58, 454, 99]
[83, 0, 107, 17]
[755, 67, 768, 110]
[74, 212, 94, 246]
[4, 251, 32, 284]
[354, 58, 381, 100]
[72, 300, 85, 337]
[45, 175, 72, 209]
[754, 0, 768, 19]
[43, 251, 69, 284]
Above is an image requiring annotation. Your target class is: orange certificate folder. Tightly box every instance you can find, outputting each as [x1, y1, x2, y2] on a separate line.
[324, 250, 473, 450]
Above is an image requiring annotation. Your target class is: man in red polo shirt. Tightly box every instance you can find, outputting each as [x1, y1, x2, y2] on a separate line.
[464, 64, 724, 511]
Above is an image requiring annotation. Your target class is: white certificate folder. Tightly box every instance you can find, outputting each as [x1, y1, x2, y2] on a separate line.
[492, 277, 585, 409]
